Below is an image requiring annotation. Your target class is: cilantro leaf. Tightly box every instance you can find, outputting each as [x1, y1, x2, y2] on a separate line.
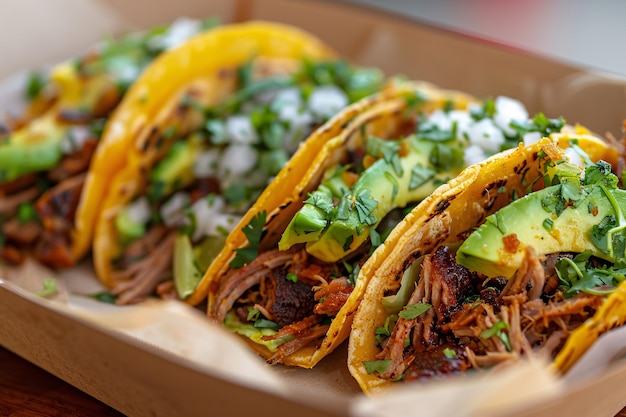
[375, 314, 398, 346]
[354, 190, 378, 225]
[398, 303, 431, 320]
[480, 320, 511, 351]
[410, 164, 436, 190]
[230, 211, 267, 269]
[443, 348, 457, 359]
[89, 291, 118, 304]
[254, 318, 281, 330]
[25, 72, 46, 101]
[247, 307, 260, 321]
[366, 136, 404, 176]
[557, 251, 626, 297]
[363, 359, 393, 374]
[34, 278, 57, 297]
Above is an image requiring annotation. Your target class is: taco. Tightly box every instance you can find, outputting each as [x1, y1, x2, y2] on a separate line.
[0, 17, 219, 268]
[347, 135, 622, 393]
[90, 21, 385, 304]
[198, 78, 591, 368]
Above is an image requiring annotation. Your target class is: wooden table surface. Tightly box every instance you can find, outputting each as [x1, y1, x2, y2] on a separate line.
[0, 345, 124, 416]
[2, 343, 626, 417]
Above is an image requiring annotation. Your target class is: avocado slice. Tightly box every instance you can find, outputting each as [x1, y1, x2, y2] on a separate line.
[279, 136, 462, 262]
[0, 116, 66, 183]
[114, 205, 148, 243]
[147, 133, 205, 201]
[456, 181, 626, 278]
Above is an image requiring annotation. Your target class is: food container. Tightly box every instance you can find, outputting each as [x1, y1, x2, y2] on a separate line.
[1, 1, 626, 416]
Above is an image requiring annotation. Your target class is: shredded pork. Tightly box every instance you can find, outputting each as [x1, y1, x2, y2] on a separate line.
[376, 245, 603, 381]
[210, 248, 355, 363]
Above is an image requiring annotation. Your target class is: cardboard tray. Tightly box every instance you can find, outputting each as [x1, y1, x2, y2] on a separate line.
[2, 1, 626, 416]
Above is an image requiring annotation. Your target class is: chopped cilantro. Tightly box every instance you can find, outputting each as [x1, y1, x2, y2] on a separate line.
[557, 251, 626, 297]
[17, 202, 39, 224]
[366, 136, 404, 176]
[89, 291, 118, 304]
[409, 164, 436, 190]
[363, 359, 393, 375]
[343, 234, 354, 252]
[348, 263, 360, 286]
[384, 172, 399, 202]
[223, 183, 251, 205]
[443, 348, 457, 359]
[353, 190, 378, 225]
[375, 314, 398, 346]
[286, 272, 298, 283]
[543, 218, 554, 232]
[480, 320, 511, 351]
[230, 211, 267, 269]
[369, 228, 382, 249]
[254, 318, 281, 330]
[398, 303, 431, 320]
[25, 72, 46, 101]
[247, 307, 260, 321]
[34, 278, 57, 297]
[305, 189, 334, 215]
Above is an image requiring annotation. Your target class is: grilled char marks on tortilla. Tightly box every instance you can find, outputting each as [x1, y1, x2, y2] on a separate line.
[376, 245, 604, 381]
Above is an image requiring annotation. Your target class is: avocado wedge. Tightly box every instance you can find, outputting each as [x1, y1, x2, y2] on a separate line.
[457, 161, 626, 278]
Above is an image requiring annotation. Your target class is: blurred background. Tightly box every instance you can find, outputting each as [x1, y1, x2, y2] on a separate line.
[345, 0, 626, 77]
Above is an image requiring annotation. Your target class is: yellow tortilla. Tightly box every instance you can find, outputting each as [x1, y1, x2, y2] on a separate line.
[198, 80, 476, 367]
[348, 135, 620, 393]
[85, 22, 337, 288]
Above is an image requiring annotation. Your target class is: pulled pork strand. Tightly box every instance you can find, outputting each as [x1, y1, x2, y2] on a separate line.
[212, 249, 299, 322]
[112, 231, 176, 305]
[378, 244, 606, 380]
[211, 248, 355, 362]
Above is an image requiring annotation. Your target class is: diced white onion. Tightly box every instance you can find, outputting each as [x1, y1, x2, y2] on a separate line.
[226, 115, 258, 145]
[307, 85, 348, 119]
[427, 109, 453, 131]
[463, 144, 488, 166]
[211, 213, 238, 235]
[191, 196, 238, 240]
[192, 148, 221, 178]
[125, 197, 151, 225]
[448, 110, 473, 141]
[60, 125, 92, 154]
[273, 88, 302, 109]
[564, 147, 583, 167]
[494, 96, 528, 136]
[160, 192, 190, 227]
[159, 18, 201, 50]
[280, 110, 313, 153]
[107, 56, 141, 86]
[523, 131, 543, 146]
[219, 144, 258, 179]
[466, 118, 505, 153]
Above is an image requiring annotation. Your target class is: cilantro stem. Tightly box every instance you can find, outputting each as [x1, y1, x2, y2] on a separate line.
[599, 184, 626, 259]
[559, 257, 584, 284]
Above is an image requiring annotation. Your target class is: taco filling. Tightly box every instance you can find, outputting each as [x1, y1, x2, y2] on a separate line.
[364, 158, 626, 382]
[108, 59, 385, 305]
[212, 94, 571, 364]
[0, 17, 217, 267]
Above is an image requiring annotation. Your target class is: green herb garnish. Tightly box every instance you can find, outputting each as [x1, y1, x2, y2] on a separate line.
[230, 211, 267, 269]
